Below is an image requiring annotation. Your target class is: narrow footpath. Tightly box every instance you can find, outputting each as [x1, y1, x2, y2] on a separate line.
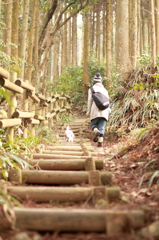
[0, 118, 157, 240]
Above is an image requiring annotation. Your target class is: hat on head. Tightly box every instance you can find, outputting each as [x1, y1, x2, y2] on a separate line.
[93, 73, 102, 84]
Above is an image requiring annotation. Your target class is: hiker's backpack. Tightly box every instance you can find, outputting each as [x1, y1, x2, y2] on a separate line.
[90, 87, 109, 110]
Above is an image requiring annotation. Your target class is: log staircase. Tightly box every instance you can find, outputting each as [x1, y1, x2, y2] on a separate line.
[0, 118, 145, 237]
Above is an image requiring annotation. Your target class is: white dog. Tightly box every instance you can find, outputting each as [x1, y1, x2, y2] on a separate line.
[64, 126, 75, 142]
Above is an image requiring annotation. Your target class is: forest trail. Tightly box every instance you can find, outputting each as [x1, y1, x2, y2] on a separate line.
[0, 117, 159, 240]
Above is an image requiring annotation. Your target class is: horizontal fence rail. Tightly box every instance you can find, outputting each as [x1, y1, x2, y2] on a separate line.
[0, 67, 71, 142]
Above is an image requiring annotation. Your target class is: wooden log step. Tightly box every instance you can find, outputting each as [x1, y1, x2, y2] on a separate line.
[41, 150, 98, 156]
[42, 150, 84, 156]
[4, 170, 112, 185]
[45, 145, 94, 152]
[32, 153, 98, 159]
[30, 159, 103, 170]
[6, 186, 120, 203]
[1, 208, 144, 232]
[46, 145, 83, 151]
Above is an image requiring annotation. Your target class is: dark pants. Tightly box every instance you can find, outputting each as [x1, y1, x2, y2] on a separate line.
[90, 117, 107, 136]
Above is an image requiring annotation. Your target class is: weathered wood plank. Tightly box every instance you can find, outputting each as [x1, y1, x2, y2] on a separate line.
[1, 208, 144, 232]
[0, 78, 23, 93]
[32, 153, 97, 159]
[4, 170, 112, 185]
[6, 186, 120, 203]
[0, 119, 22, 128]
[30, 159, 103, 170]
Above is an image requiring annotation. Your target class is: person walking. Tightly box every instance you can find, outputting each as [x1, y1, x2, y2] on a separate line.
[86, 73, 111, 147]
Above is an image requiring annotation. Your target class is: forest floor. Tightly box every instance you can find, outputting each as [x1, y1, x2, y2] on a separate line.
[0, 114, 159, 240]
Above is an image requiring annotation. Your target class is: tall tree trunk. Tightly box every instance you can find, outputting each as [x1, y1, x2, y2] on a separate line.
[67, 17, 72, 65]
[137, 0, 142, 57]
[11, 0, 19, 60]
[25, 0, 37, 82]
[155, 0, 159, 56]
[150, 0, 156, 72]
[72, 15, 77, 65]
[90, 7, 95, 50]
[19, 0, 29, 79]
[102, 0, 106, 60]
[61, 12, 67, 73]
[96, 2, 101, 61]
[112, 2, 116, 64]
[53, 34, 60, 83]
[106, 0, 112, 80]
[83, 12, 89, 95]
[129, 0, 138, 70]
[32, 0, 40, 87]
[3, 0, 12, 58]
[116, 0, 132, 79]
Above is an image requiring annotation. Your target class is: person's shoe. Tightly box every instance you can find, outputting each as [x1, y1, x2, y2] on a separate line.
[97, 137, 103, 147]
[93, 128, 100, 142]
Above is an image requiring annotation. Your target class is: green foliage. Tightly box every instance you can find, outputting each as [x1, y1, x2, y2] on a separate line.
[0, 188, 21, 227]
[0, 89, 13, 107]
[109, 87, 159, 128]
[156, 55, 159, 67]
[49, 53, 108, 107]
[87, 52, 106, 86]
[37, 125, 60, 142]
[0, 153, 33, 171]
[3, 132, 41, 156]
[109, 52, 159, 128]
[108, 63, 124, 93]
[59, 114, 74, 123]
[148, 171, 159, 187]
[137, 53, 151, 70]
[139, 170, 159, 187]
[0, 39, 11, 68]
[0, 131, 43, 176]
[0, 144, 34, 176]
[48, 65, 84, 105]
[137, 127, 150, 140]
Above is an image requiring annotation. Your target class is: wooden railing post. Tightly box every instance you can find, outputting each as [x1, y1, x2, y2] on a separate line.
[0, 67, 72, 140]
[7, 72, 17, 142]
[23, 80, 29, 138]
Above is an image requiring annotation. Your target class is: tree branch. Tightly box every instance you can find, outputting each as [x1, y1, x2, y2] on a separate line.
[38, 0, 58, 45]
[50, 0, 89, 37]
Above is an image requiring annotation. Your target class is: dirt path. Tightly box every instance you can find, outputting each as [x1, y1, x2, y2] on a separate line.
[0, 119, 159, 240]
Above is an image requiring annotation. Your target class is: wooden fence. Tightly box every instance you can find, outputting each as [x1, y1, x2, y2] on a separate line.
[0, 67, 71, 142]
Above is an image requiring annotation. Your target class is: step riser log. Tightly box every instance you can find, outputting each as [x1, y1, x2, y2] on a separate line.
[32, 154, 95, 159]
[41, 150, 97, 156]
[6, 186, 120, 203]
[3, 170, 112, 186]
[30, 159, 103, 170]
[0, 208, 144, 232]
